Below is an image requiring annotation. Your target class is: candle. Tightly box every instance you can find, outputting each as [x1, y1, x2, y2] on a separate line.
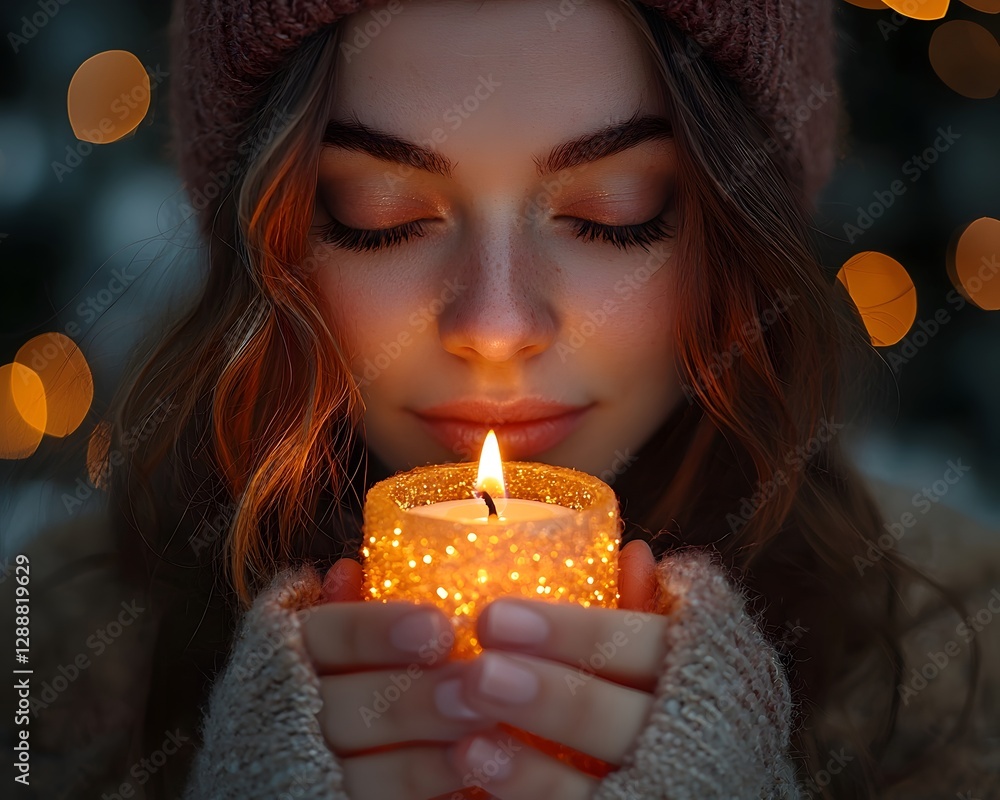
[362, 430, 623, 789]
[406, 497, 574, 522]
[405, 431, 575, 523]
[362, 430, 622, 658]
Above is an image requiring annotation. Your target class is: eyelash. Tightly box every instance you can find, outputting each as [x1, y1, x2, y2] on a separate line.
[315, 208, 677, 254]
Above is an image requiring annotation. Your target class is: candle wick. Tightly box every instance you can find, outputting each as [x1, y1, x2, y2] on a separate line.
[476, 490, 499, 519]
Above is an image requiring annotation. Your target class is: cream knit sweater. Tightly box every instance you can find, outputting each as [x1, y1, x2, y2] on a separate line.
[8, 476, 998, 798]
[180, 549, 802, 799]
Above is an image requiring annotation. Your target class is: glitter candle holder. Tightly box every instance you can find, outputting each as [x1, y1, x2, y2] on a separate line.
[361, 460, 622, 658]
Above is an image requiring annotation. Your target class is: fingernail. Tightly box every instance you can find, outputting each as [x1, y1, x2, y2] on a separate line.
[434, 678, 484, 721]
[486, 601, 550, 646]
[389, 611, 444, 653]
[476, 652, 538, 704]
[460, 736, 513, 781]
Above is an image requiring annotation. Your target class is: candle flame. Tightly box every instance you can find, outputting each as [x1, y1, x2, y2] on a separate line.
[476, 429, 506, 498]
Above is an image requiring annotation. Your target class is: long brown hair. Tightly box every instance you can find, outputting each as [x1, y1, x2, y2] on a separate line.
[103, 5, 978, 798]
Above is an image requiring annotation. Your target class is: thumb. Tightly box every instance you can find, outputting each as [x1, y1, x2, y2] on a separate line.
[617, 539, 657, 612]
[322, 558, 364, 603]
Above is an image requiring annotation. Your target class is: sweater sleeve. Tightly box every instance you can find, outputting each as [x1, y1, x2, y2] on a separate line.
[181, 565, 348, 800]
[591, 549, 802, 800]
[182, 552, 802, 799]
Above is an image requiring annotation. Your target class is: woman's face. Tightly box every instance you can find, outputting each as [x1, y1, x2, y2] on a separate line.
[309, 0, 685, 477]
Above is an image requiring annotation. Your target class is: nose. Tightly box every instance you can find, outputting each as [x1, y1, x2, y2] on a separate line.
[437, 214, 558, 365]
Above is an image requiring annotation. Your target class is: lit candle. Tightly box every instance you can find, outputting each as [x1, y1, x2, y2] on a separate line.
[362, 429, 622, 658]
[361, 430, 623, 786]
[405, 431, 575, 523]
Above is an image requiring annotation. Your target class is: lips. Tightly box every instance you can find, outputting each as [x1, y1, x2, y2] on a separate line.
[414, 398, 593, 460]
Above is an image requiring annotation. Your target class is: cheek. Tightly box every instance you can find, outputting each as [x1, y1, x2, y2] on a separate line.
[573, 263, 676, 366]
[315, 260, 360, 351]
[314, 251, 378, 337]
[313, 255, 427, 380]
[604, 273, 682, 418]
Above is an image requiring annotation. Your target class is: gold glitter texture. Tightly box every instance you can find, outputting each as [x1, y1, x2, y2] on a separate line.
[362, 461, 622, 658]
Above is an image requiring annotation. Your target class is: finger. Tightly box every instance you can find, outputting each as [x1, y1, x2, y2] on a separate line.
[318, 661, 490, 753]
[617, 539, 657, 612]
[299, 601, 456, 672]
[324, 558, 364, 602]
[447, 729, 600, 800]
[455, 651, 652, 764]
[476, 598, 666, 689]
[342, 743, 464, 800]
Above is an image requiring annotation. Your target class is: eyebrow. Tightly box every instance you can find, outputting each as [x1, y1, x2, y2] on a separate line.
[321, 111, 673, 179]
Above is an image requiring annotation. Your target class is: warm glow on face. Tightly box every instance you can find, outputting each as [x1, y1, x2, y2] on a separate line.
[313, 0, 684, 481]
[475, 429, 506, 498]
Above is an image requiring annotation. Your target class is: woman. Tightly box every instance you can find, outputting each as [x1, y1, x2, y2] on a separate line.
[10, 0, 999, 798]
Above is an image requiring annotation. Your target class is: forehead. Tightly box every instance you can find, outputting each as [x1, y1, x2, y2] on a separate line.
[329, 0, 666, 152]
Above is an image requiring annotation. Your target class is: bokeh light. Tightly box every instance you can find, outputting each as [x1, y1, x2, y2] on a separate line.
[1, 363, 46, 459]
[959, 0, 1000, 12]
[14, 333, 93, 437]
[950, 217, 1000, 310]
[67, 50, 151, 144]
[837, 251, 918, 346]
[882, 0, 950, 18]
[929, 20, 1000, 99]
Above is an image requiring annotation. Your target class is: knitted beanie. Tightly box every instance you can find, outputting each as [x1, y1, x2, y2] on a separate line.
[167, 0, 841, 234]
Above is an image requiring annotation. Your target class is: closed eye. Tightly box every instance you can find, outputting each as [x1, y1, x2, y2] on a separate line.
[314, 205, 676, 254]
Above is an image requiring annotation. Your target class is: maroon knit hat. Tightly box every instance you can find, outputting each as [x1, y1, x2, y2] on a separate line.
[167, 0, 840, 234]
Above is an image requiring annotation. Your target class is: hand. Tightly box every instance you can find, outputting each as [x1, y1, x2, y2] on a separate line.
[300, 558, 493, 800]
[439, 540, 665, 799]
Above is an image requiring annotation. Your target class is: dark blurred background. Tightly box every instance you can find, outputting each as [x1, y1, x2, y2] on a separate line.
[1, 0, 998, 555]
